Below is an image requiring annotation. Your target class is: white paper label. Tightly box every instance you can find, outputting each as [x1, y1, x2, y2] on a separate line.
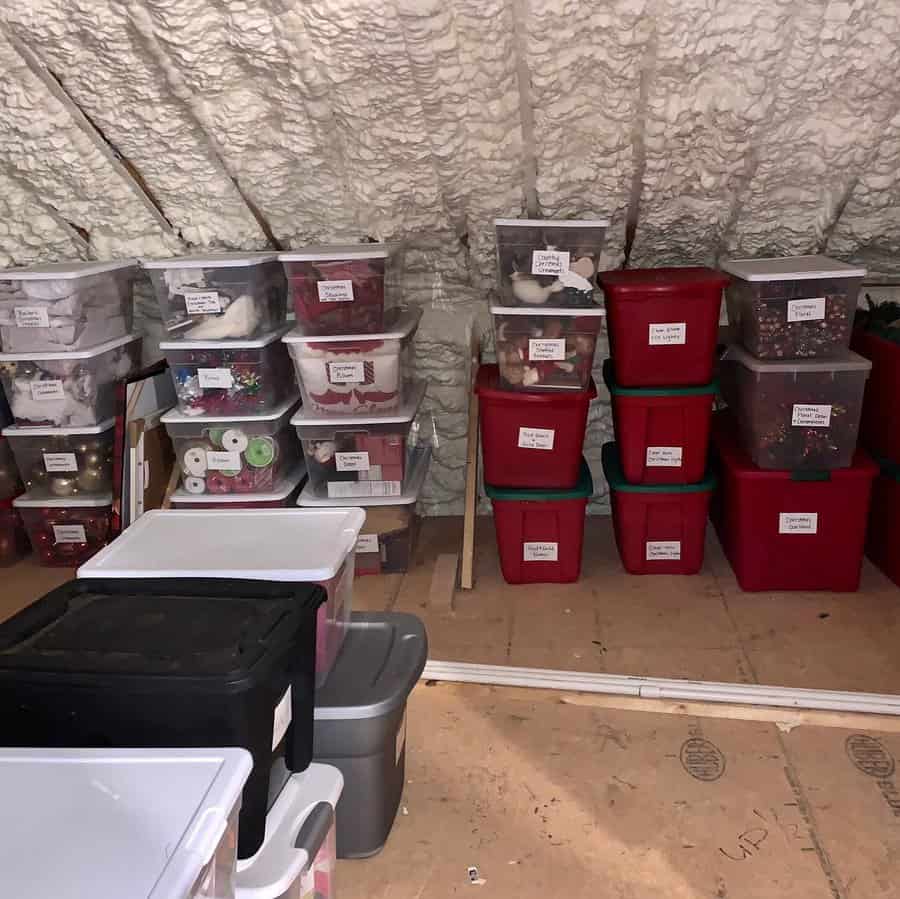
[43, 452, 78, 473]
[206, 450, 241, 471]
[531, 249, 570, 276]
[198, 368, 235, 390]
[30, 380, 65, 401]
[327, 480, 401, 499]
[317, 279, 355, 303]
[14, 306, 50, 328]
[336, 451, 370, 472]
[271, 685, 292, 750]
[183, 291, 222, 315]
[328, 361, 365, 384]
[52, 524, 86, 544]
[395, 709, 407, 766]
[646, 540, 682, 560]
[523, 541, 559, 562]
[646, 446, 683, 467]
[648, 323, 687, 345]
[787, 297, 826, 323]
[356, 533, 380, 554]
[528, 338, 566, 361]
[791, 404, 832, 427]
[779, 512, 819, 534]
[517, 427, 555, 450]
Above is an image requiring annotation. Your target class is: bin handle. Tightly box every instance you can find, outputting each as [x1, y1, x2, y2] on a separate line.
[295, 801, 334, 857]
[341, 525, 360, 557]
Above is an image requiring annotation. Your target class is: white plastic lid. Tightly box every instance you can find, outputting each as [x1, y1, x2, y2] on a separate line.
[722, 343, 873, 374]
[291, 379, 427, 428]
[160, 323, 290, 351]
[298, 444, 431, 508]
[171, 462, 307, 505]
[141, 252, 278, 269]
[2, 418, 115, 438]
[282, 305, 421, 345]
[719, 255, 867, 281]
[494, 217, 610, 227]
[0, 746, 252, 899]
[77, 507, 366, 582]
[1, 259, 138, 280]
[278, 242, 394, 262]
[162, 394, 299, 426]
[14, 491, 112, 509]
[235, 764, 343, 899]
[0, 332, 140, 362]
[490, 304, 606, 317]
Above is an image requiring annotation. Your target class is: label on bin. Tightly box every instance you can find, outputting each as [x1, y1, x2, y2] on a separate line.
[327, 480, 401, 498]
[531, 250, 570, 277]
[271, 685, 292, 751]
[523, 541, 559, 562]
[787, 297, 826, 322]
[356, 533, 380, 553]
[791, 404, 831, 427]
[183, 290, 223, 315]
[518, 427, 555, 450]
[198, 368, 235, 390]
[528, 338, 566, 361]
[317, 279, 355, 302]
[14, 306, 50, 328]
[646, 446, 683, 467]
[206, 450, 241, 471]
[52, 524, 86, 544]
[328, 361, 365, 384]
[336, 451, 370, 472]
[646, 540, 681, 560]
[30, 380, 65, 402]
[43, 452, 78, 473]
[779, 512, 818, 534]
[648, 323, 687, 345]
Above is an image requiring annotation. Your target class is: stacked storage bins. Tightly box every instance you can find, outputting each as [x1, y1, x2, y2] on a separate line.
[0, 260, 142, 565]
[715, 255, 876, 591]
[482, 219, 609, 584]
[597, 268, 727, 575]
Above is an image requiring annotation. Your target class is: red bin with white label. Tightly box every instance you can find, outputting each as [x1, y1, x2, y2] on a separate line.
[485, 461, 593, 584]
[603, 442, 714, 575]
[476, 364, 595, 488]
[599, 267, 728, 387]
[710, 414, 876, 591]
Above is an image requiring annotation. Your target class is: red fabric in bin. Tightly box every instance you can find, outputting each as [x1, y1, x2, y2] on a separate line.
[711, 414, 876, 592]
[852, 329, 900, 462]
[476, 364, 595, 489]
[867, 472, 900, 588]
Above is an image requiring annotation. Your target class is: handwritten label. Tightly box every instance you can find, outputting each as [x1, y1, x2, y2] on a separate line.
[14, 306, 50, 328]
[523, 541, 558, 562]
[206, 450, 241, 471]
[649, 323, 687, 345]
[517, 427, 555, 450]
[646, 540, 681, 560]
[52, 524, 86, 544]
[791, 404, 831, 427]
[328, 361, 365, 384]
[528, 338, 566, 361]
[198, 368, 234, 390]
[43, 452, 78, 473]
[183, 291, 222, 315]
[778, 512, 818, 534]
[336, 451, 370, 472]
[317, 279, 355, 303]
[531, 249, 570, 276]
[787, 297, 826, 323]
[646, 446, 683, 467]
[356, 533, 380, 554]
[30, 380, 65, 402]
[271, 685, 292, 751]
[328, 480, 401, 499]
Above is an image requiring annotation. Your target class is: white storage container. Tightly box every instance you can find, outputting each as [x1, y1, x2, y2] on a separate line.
[0, 259, 136, 353]
[171, 462, 307, 510]
[78, 507, 365, 689]
[0, 746, 252, 899]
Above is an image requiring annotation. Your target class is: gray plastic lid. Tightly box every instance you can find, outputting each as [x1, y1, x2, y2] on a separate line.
[721, 343, 872, 375]
[314, 612, 427, 720]
[1, 259, 138, 280]
[141, 251, 278, 269]
[278, 243, 395, 262]
[719, 254, 866, 281]
[494, 217, 610, 228]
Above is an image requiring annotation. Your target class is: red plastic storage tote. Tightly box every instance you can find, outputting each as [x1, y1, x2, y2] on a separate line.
[485, 461, 592, 584]
[865, 457, 900, 588]
[603, 442, 714, 575]
[852, 328, 900, 463]
[476, 364, 595, 489]
[710, 414, 876, 592]
[603, 359, 716, 485]
[599, 267, 729, 387]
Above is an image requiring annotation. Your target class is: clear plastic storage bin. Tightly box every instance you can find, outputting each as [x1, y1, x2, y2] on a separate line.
[283, 307, 421, 415]
[0, 333, 140, 427]
[171, 462, 306, 510]
[0, 259, 136, 353]
[14, 492, 112, 566]
[720, 344, 871, 470]
[3, 420, 114, 499]
[281, 243, 401, 336]
[163, 396, 301, 497]
[0, 503, 29, 566]
[143, 252, 286, 341]
[492, 305, 605, 390]
[721, 255, 866, 360]
[494, 218, 609, 307]
[162, 325, 293, 417]
[293, 381, 427, 500]
[0, 435, 23, 500]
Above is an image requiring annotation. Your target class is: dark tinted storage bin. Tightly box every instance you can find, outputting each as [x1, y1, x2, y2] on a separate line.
[0, 577, 325, 860]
